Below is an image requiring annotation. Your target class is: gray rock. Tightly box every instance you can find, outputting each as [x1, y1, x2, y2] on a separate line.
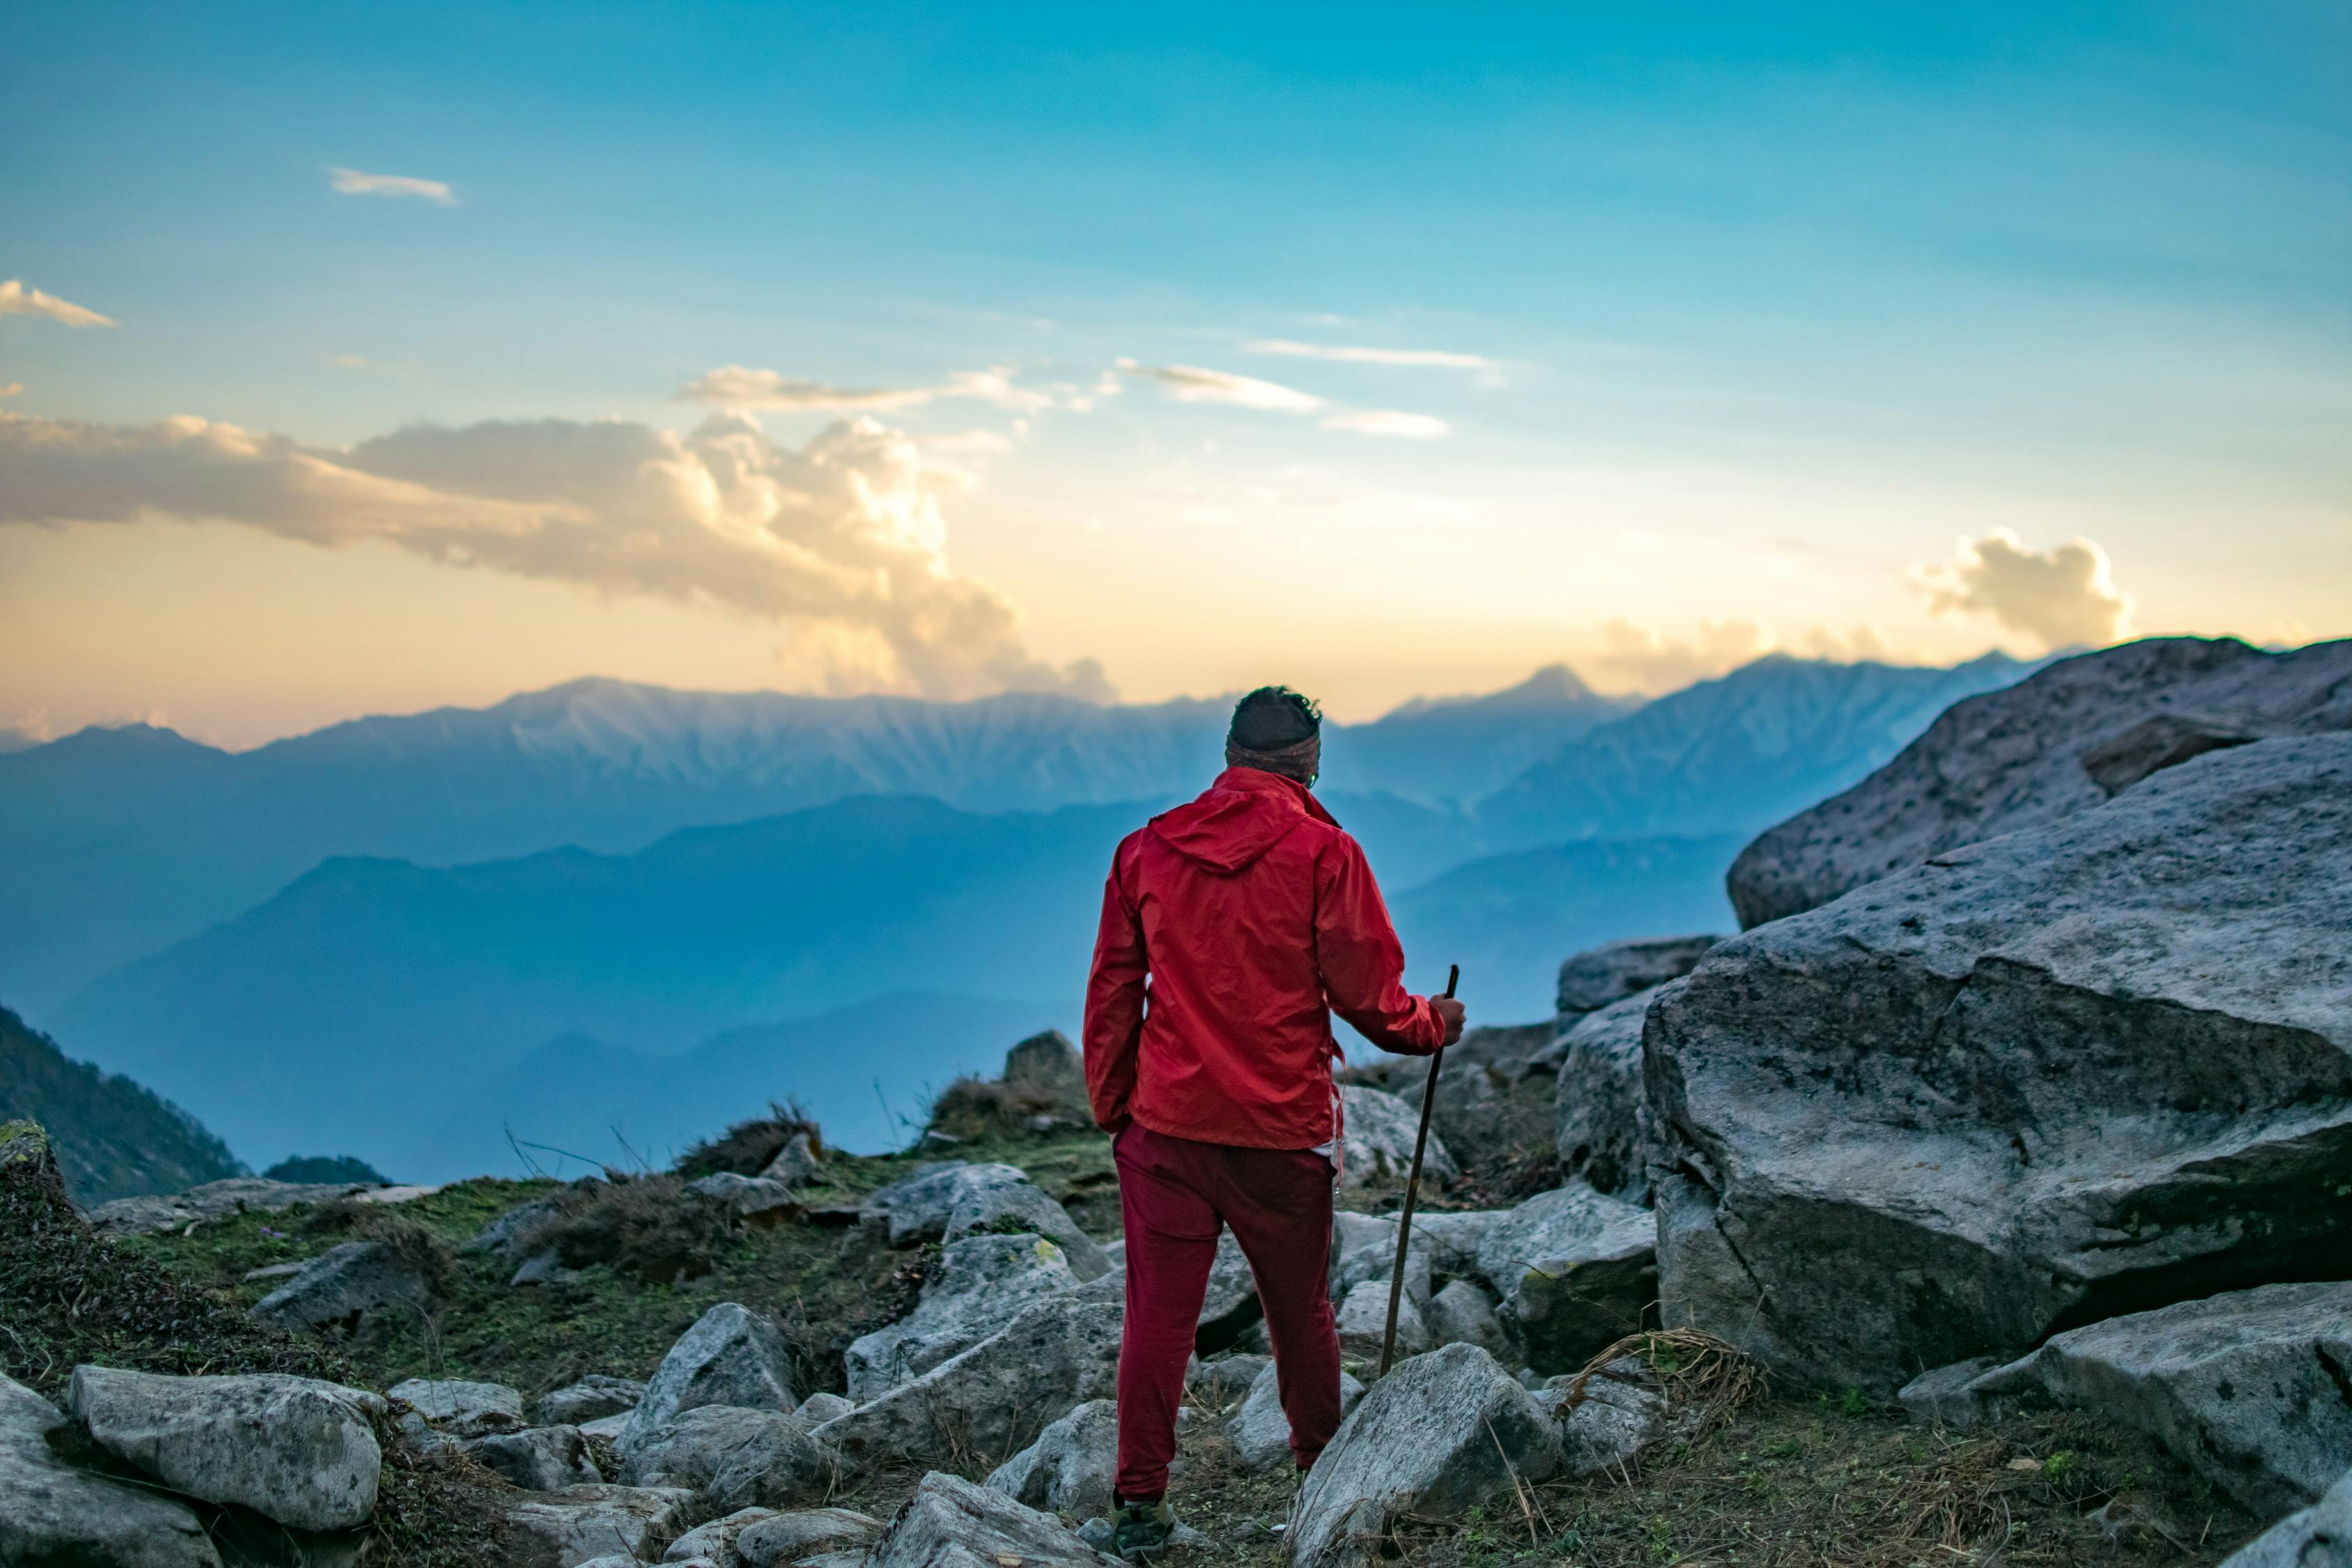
[2220, 1466, 2352, 1568]
[622, 1302, 800, 1449]
[1404, 1210, 1499, 1279]
[845, 1231, 1080, 1400]
[1289, 1343, 1563, 1567]
[1545, 987, 1667, 1201]
[0, 1372, 220, 1568]
[390, 1376, 525, 1438]
[985, 1397, 1119, 1518]
[86, 1177, 377, 1236]
[466, 1193, 563, 1258]
[1330, 1211, 1429, 1312]
[1348, 1024, 1559, 1177]
[1556, 936, 1722, 1015]
[506, 1484, 698, 1567]
[1473, 1185, 1654, 1371]
[861, 1161, 1028, 1247]
[468, 1423, 602, 1491]
[1965, 1282, 2352, 1518]
[251, 1238, 434, 1334]
[760, 1132, 824, 1187]
[736, 1507, 886, 1568]
[1190, 1353, 1270, 1411]
[687, 1172, 804, 1224]
[1228, 1359, 1365, 1472]
[511, 1247, 583, 1288]
[664, 1506, 777, 1564]
[536, 1374, 647, 1427]
[580, 1411, 631, 1440]
[1335, 1278, 1426, 1361]
[792, 1391, 854, 1425]
[1536, 1357, 1671, 1476]
[1003, 1030, 1092, 1121]
[621, 1405, 838, 1512]
[241, 1261, 306, 1282]
[1894, 1357, 2006, 1427]
[815, 1273, 1123, 1469]
[1425, 1279, 1509, 1358]
[867, 1471, 1113, 1568]
[1652, 736, 2352, 1392]
[943, 1181, 1112, 1281]
[1725, 636, 2352, 927]
[69, 1365, 383, 1532]
[1337, 1084, 1458, 1190]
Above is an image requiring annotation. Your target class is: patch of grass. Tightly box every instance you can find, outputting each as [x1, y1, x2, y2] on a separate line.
[673, 1101, 823, 1181]
[924, 1075, 1079, 1143]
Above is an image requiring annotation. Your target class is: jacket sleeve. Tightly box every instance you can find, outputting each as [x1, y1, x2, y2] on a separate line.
[1082, 838, 1148, 1130]
[1314, 831, 1446, 1055]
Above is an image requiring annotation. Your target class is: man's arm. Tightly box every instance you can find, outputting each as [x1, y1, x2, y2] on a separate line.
[1315, 832, 1464, 1054]
[1082, 841, 1148, 1130]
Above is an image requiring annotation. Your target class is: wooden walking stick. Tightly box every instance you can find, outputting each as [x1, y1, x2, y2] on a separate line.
[1377, 962, 1457, 1378]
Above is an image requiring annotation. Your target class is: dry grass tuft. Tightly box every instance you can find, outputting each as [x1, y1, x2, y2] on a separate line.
[1560, 1327, 1765, 1441]
[924, 1075, 1082, 1142]
[513, 1172, 733, 1286]
[675, 1100, 824, 1179]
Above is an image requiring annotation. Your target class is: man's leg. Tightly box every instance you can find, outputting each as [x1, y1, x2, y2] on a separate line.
[1217, 1147, 1342, 1473]
[1112, 1125, 1221, 1502]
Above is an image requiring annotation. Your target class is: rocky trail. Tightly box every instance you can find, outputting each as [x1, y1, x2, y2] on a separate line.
[1, 635, 2345, 1568]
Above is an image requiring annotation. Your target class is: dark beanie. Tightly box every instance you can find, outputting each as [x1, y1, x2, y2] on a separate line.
[1229, 686, 1321, 751]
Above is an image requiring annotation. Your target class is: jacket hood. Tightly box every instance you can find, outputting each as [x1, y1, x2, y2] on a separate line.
[1147, 766, 1338, 875]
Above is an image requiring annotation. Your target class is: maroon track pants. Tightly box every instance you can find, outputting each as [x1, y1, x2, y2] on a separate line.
[1112, 1123, 1341, 1501]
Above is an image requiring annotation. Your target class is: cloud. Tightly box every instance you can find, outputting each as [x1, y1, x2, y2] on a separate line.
[1116, 360, 1325, 413]
[0, 408, 1110, 702]
[1914, 529, 2132, 650]
[1245, 339, 1493, 369]
[0, 383, 22, 398]
[327, 167, 456, 205]
[679, 364, 1052, 415]
[1571, 619, 1773, 695]
[1320, 409, 1450, 440]
[0, 279, 116, 328]
[328, 355, 368, 369]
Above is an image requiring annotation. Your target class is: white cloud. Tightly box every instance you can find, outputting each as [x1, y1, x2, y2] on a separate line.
[328, 354, 368, 369]
[327, 167, 456, 205]
[679, 364, 1052, 415]
[1571, 619, 1773, 695]
[0, 408, 1110, 702]
[0, 383, 22, 398]
[1116, 360, 1325, 413]
[1245, 339, 1493, 369]
[0, 279, 116, 328]
[1914, 529, 2133, 650]
[1320, 409, 1450, 440]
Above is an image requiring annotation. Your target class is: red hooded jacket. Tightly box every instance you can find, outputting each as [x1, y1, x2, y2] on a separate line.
[1082, 766, 1447, 1148]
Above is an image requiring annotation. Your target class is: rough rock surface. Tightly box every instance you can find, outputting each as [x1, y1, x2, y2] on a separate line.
[1330, 1212, 1429, 1312]
[1961, 1282, 2352, 1518]
[0, 1371, 220, 1568]
[1229, 1359, 1365, 1472]
[941, 1181, 1112, 1281]
[867, 1471, 1113, 1568]
[735, 1507, 886, 1568]
[860, 1161, 1029, 1246]
[815, 1273, 1123, 1468]
[1536, 1358, 1673, 1476]
[70, 1365, 384, 1531]
[1290, 1344, 1563, 1568]
[1425, 1279, 1509, 1358]
[250, 1238, 435, 1333]
[470, 1424, 603, 1491]
[1003, 1029, 1093, 1124]
[620, 1404, 838, 1511]
[622, 1302, 800, 1449]
[1335, 1277, 1427, 1360]
[1556, 937, 1721, 1015]
[845, 1231, 1079, 1399]
[760, 1132, 825, 1186]
[1472, 1185, 1654, 1371]
[506, 1484, 697, 1566]
[2218, 1466, 2352, 1568]
[85, 1176, 383, 1235]
[1337, 1084, 1458, 1190]
[1725, 636, 2352, 927]
[390, 1376, 525, 1438]
[985, 1397, 1120, 1518]
[661, 1506, 775, 1564]
[1346, 1025, 1558, 1176]
[793, 1391, 854, 1425]
[536, 1374, 647, 1426]
[468, 1192, 564, 1258]
[1542, 987, 1669, 1201]
[687, 1172, 804, 1224]
[1652, 737, 2352, 1392]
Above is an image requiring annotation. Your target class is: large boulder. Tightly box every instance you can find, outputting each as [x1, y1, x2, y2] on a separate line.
[535, 1374, 646, 1426]
[506, 1484, 697, 1567]
[1944, 1282, 2352, 1519]
[1424, 1279, 1509, 1359]
[1473, 1185, 1655, 1373]
[468, 1424, 603, 1491]
[1002, 1029, 1093, 1125]
[0, 1371, 220, 1568]
[1335, 1278, 1426, 1361]
[815, 1273, 1123, 1469]
[1556, 936, 1721, 1015]
[686, 1171, 805, 1225]
[2220, 1467, 2352, 1568]
[1228, 1359, 1365, 1472]
[941, 1181, 1112, 1281]
[249, 1238, 435, 1335]
[868, 1470, 1113, 1567]
[1346, 1025, 1558, 1177]
[1337, 1084, 1458, 1190]
[618, 1404, 839, 1511]
[621, 1302, 800, 1450]
[1651, 736, 2352, 1393]
[69, 1365, 384, 1531]
[985, 1397, 1119, 1518]
[1542, 987, 1668, 1201]
[845, 1232, 1080, 1400]
[389, 1376, 525, 1438]
[1289, 1343, 1562, 1568]
[1725, 636, 2352, 927]
[860, 1162, 1028, 1247]
[1537, 1358, 1675, 1477]
[735, 1507, 886, 1568]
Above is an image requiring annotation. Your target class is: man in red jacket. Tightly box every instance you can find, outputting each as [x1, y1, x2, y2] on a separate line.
[1083, 685, 1465, 1559]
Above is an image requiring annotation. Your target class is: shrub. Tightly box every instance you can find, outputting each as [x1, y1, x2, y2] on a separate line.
[675, 1100, 823, 1180]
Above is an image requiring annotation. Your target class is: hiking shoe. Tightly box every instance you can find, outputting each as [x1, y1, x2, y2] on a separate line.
[1112, 1498, 1176, 1561]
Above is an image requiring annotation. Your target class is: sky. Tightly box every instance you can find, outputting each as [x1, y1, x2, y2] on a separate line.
[3, 1, 2346, 746]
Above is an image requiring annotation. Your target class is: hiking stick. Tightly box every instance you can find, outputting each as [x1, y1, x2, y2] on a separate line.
[1378, 962, 1457, 1378]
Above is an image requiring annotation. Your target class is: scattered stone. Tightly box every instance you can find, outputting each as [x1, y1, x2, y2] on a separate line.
[85, 1176, 381, 1236]
[2218, 1466, 2351, 1568]
[468, 1424, 603, 1491]
[69, 1365, 385, 1532]
[760, 1132, 824, 1187]
[1336, 1278, 1426, 1361]
[1895, 1357, 2006, 1427]
[466, 1194, 563, 1257]
[389, 1376, 525, 1438]
[1289, 1344, 1562, 1568]
[1347, 1025, 1559, 1176]
[1544, 987, 1667, 1201]
[861, 1162, 1027, 1247]
[249, 1238, 435, 1335]
[1555, 936, 1721, 1015]
[663, 1507, 778, 1563]
[622, 1302, 800, 1450]
[1336, 1084, 1458, 1190]
[1470, 1185, 1654, 1371]
[793, 1391, 854, 1425]
[1424, 1279, 1509, 1358]
[1004, 1031, 1093, 1120]
[735, 1507, 886, 1568]
[986, 1397, 1120, 1518]
[943, 1179, 1112, 1280]
[1652, 737, 2352, 1392]
[687, 1172, 804, 1225]
[536, 1374, 647, 1427]
[511, 1247, 583, 1288]
[1537, 1358, 1671, 1477]
[580, 1412, 631, 1441]
[620, 1405, 839, 1512]
[1228, 1359, 1365, 1472]
[505, 1484, 697, 1567]
[0, 1371, 220, 1568]
[1330, 1212, 1429, 1312]
[1190, 1353, 1270, 1412]
[846, 1231, 1080, 1400]
[866, 1471, 1113, 1568]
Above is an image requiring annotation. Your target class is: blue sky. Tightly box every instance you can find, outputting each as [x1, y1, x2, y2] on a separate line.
[3, 1, 2346, 743]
